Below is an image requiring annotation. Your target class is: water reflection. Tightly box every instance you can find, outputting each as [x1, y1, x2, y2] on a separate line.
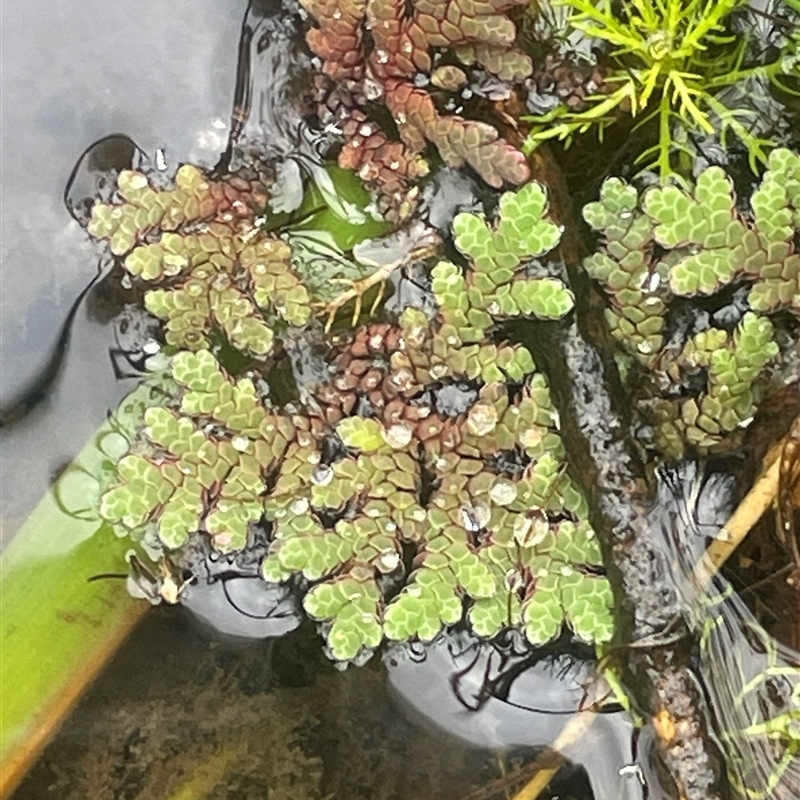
[0, 0, 245, 535]
[654, 463, 800, 800]
[181, 534, 303, 640]
[387, 632, 643, 800]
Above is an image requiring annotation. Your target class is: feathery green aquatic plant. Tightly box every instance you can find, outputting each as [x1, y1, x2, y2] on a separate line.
[99, 180, 614, 662]
[582, 147, 799, 456]
[523, 0, 798, 178]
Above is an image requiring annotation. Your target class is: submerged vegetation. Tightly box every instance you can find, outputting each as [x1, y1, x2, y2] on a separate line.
[7, 0, 800, 798]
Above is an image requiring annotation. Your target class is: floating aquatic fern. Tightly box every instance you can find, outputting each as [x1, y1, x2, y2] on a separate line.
[87, 163, 394, 360]
[100, 350, 294, 552]
[99, 180, 613, 662]
[582, 148, 799, 456]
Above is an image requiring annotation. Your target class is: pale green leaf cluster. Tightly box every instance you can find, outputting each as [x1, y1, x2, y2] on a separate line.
[420, 182, 572, 388]
[303, 576, 383, 661]
[444, 181, 574, 323]
[100, 351, 293, 552]
[653, 313, 779, 456]
[140, 234, 310, 357]
[583, 152, 796, 454]
[255, 390, 612, 658]
[87, 164, 223, 255]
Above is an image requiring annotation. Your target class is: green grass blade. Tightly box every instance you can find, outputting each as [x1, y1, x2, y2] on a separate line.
[0, 391, 161, 797]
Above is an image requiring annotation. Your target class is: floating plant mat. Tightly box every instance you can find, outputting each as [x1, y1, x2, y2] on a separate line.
[2, 1, 800, 799]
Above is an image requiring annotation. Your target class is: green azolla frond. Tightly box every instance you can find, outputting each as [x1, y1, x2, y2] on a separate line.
[99, 454, 169, 530]
[517, 520, 613, 645]
[644, 167, 736, 249]
[336, 417, 386, 452]
[169, 350, 269, 438]
[419, 532, 497, 599]
[452, 213, 496, 266]
[143, 406, 204, 457]
[743, 161, 789, 246]
[173, 348, 226, 392]
[304, 576, 383, 662]
[423, 452, 610, 646]
[269, 513, 355, 580]
[507, 277, 575, 320]
[158, 479, 204, 549]
[241, 239, 312, 327]
[384, 571, 463, 642]
[469, 591, 521, 638]
[556, 569, 615, 644]
[210, 282, 275, 356]
[263, 441, 424, 592]
[658, 313, 779, 454]
[99, 350, 297, 552]
[584, 178, 640, 231]
[521, 573, 568, 644]
[432, 260, 470, 327]
[435, 183, 572, 344]
[87, 165, 263, 256]
[453, 181, 562, 267]
[86, 167, 326, 359]
[585, 154, 799, 384]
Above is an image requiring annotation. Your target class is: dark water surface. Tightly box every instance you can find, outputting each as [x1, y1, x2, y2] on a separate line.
[0, 0, 246, 537]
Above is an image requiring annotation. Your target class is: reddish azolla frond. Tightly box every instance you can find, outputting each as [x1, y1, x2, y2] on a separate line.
[340, 112, 429, 221]
[455, 42, 533, 82]
[88, 165, 270, 256]
[303, 0, 367, 80]
[385, 80, 529, 188]
[301, 0, 532, 200]
[366, 0, 529, 78]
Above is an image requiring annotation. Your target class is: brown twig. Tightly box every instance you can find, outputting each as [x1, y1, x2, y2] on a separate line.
[320, 245, 438, 331]
[695, 415, 800, 589]
[697, 456, 781, 579]
[509, 712, 596, 800]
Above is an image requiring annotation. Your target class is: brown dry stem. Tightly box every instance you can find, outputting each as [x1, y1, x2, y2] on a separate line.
[321, 244, 438, 331]
[696, 415, 800, 589]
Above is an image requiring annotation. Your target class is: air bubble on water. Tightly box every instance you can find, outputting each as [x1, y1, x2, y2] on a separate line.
[312, 464, 333, 485]
[231, 436, 250, 452]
